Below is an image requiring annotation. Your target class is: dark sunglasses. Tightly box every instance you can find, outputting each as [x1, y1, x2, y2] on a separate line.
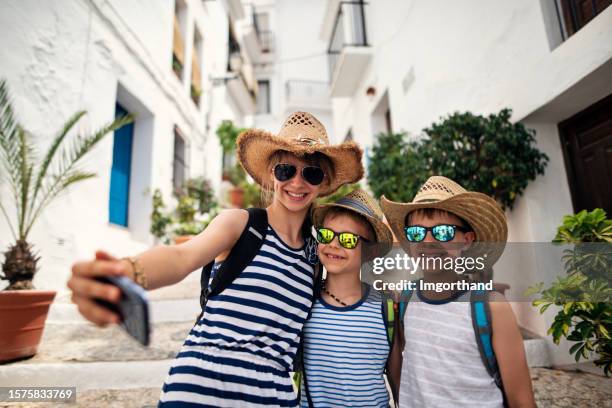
[274, 163, 325, 186]
[404, 224, 470, 242]
[316, 227, 369, 250]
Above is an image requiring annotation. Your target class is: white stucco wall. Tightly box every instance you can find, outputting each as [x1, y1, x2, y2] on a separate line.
[250, 0, 333, 135]
[0, 0, 243, 293]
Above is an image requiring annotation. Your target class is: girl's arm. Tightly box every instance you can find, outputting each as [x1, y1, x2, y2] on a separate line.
[490, 292, 536, 408]
[68, 209, 248, 326]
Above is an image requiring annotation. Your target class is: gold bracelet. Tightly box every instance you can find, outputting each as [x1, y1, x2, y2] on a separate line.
[122, 256, 148, 289]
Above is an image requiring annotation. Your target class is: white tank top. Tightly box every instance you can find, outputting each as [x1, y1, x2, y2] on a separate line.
[399, 290, 503, 408]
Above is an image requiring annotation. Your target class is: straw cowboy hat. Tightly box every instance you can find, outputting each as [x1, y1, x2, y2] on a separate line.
[236, 111, 363, 196]
[313, 188, 393, 257]
[381, 176, 508, 265]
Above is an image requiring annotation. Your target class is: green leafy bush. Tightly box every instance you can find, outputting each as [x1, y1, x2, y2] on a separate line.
[367, 109, 549, 210]
[150, 177, 220, 243]
[150, 189, 173, 244]
[367, 133, 428, 202]
[216, 120, 244, 153]
[526, 209, 612, 376]
[316, 183, 362, 205]
[185, 177, 217, 215]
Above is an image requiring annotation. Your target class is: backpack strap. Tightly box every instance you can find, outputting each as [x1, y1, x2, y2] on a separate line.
[470, 290, 507, 405]
[382, 298, 396, 345]
[398, 287, 414, 322]
[196, 208, 268, 323]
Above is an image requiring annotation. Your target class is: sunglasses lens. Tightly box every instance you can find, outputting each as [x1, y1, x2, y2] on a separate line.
[274, 164, 297, 182]
[302, 166, 324, 186]
[405, 226, 426, 242]
[432, 225, 455, 242]
[338, 233, 359, 249]
[316, 228, 334, 244]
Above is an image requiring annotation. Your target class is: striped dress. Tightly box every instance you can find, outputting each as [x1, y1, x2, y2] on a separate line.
[158, 225, 315, 407]
[300, 285, 390, 407]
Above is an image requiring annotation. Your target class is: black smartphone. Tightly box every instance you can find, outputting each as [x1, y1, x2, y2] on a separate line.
[94, 276, 150, 346]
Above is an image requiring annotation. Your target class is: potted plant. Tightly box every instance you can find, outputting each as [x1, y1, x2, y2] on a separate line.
[216, 120, 246, 202]
[227, 164, 247, 208]
[0, 79, 132, 362]
[150, 178, 219, 244]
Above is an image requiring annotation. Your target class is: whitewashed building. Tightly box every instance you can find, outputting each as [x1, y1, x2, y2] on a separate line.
[320, 0, 612, 364]
[237, 0, 333, 135]
[0, 0, 259, 291]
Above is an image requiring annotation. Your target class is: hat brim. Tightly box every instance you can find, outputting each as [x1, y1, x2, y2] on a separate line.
[312, 203, 394, 258]
[381, 192, 508, 265]
[236, 128, 364, 196]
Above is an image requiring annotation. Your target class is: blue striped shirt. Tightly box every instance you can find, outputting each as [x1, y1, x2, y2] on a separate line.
[301, 285, 390, 407]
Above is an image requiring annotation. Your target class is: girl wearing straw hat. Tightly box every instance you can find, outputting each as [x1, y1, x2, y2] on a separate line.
[68, 112, 363, 407]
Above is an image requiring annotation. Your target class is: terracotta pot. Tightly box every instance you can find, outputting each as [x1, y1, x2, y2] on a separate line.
[174, 235, 194, 245]
[229, 186, 245, 208]
[0, 290, 56, 363]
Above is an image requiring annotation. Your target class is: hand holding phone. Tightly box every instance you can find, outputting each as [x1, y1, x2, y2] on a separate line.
[94, 276, 151, 346]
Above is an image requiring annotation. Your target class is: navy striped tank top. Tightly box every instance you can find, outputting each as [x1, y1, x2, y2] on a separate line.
[159, 225, 315, 407]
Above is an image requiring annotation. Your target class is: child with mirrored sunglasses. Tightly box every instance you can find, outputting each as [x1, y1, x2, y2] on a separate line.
[382, 176, 535, 408]
[297, 189, 403, 408]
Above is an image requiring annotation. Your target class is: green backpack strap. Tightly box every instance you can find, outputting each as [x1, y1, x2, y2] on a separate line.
[382, 298, 396, 345]
[470, 290, 507, 406]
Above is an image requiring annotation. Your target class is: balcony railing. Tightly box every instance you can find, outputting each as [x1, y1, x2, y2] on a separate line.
[246, 4, 274, 54]
[327, 0, 368, 81]
[285, 80, 331, 110]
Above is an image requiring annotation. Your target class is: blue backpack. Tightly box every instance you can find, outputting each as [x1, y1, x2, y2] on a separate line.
[398, 287, 507, 405]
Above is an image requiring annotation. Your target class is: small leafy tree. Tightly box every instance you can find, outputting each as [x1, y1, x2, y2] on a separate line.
[421, 109, 549, 210]
[367, 109, 549, 210]
[367, 132, 428, 202]
[0, 79, 133, 289]
[526, 209, 612, 376]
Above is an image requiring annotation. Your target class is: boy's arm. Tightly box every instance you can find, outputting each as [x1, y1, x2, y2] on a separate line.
[490, 292, 536, 408]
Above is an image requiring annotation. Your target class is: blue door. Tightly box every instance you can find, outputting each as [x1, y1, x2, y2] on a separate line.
[109, 104, 133, 227]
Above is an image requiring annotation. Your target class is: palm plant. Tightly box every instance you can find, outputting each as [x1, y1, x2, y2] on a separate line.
[0, 79, 133, 290]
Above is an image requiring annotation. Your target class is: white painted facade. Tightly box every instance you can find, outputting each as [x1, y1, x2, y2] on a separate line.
[242, 0, 333, 136]
[0, 0, 257, 292]
[320, 0, 612, 364]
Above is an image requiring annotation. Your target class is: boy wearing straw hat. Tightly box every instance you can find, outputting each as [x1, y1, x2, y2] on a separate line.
[299, 189, 401, 407]
[381, 176, 535, 408]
